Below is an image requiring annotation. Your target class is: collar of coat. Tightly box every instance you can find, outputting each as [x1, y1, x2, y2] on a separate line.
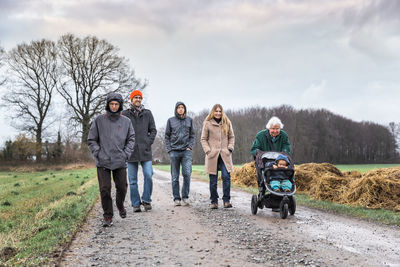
[210, 119, 221, 126]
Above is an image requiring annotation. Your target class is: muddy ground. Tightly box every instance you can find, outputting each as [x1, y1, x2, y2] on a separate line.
[59, 170, 400, 267]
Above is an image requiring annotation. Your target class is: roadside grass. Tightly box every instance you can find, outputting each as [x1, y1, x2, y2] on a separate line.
[0, 168, 98, 266]
[154, 164, 400, 226]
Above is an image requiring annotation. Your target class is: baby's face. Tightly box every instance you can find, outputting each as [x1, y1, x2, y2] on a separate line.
[277, 160, 288, 168]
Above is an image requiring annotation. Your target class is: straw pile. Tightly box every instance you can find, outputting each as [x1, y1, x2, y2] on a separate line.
[231, 162, 400, 211]
[231, 162, 257, 187]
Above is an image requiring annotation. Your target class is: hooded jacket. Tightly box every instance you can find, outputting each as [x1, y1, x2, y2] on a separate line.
[121, 102, 157, 162]
[87, 93, 135, 170]
[165, 102, 195, 153]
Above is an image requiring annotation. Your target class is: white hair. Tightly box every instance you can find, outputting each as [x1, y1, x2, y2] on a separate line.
[266, 116, 284, 129]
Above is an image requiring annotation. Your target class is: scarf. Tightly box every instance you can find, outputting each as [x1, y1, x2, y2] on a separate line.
[130, 103, 144, 117]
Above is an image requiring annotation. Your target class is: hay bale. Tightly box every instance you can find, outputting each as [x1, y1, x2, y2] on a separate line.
[231, 162, 257, 187]
[294, 163, 343, 193]
[343, 167, 400, 211]
[309, 174, 350, 202]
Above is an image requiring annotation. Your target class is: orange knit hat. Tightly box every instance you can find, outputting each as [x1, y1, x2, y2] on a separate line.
[129, 90, 143, 101]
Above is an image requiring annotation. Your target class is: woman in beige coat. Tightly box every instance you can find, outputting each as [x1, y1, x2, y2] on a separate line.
[200, 104, 235, 209]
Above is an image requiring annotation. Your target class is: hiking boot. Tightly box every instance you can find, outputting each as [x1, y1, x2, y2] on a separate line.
[102, 217, 113, 227]
[223, 202, 233, 208]
[210, 203, 218, 209]
[283, 189, 291, 192]
[133, 206, 141, 212]
[274, 188, 280, 192]
[182, 198, 189, 206]
[174, 200, 181, 206]
[142, 202, 152, 211]
[118, 207, 127, 218]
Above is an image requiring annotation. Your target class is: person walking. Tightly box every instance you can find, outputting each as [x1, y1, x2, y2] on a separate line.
[87, 92, 135, 227]
[122, 90, 157, 212]
[165, 102, 195, 206]
[200, 104, 235, 209]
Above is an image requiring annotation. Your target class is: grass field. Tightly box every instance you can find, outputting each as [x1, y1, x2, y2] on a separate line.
[154, 163, 400, 226]
[335, 164, 400, 173]
[0, 168, 98, 266]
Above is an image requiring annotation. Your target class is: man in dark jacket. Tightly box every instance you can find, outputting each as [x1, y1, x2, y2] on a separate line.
[165, 102, 195, 206]
[122, 90, 157, 212]
[87, 92, 135, 227]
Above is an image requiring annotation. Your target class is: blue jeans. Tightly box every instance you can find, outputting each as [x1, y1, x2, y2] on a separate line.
[169, 150, 192, 201]
[209, 156, 231, 204]
[127, 161, 153, 207]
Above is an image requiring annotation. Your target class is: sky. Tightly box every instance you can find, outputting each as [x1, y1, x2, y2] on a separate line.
[0, 0, 399, 144]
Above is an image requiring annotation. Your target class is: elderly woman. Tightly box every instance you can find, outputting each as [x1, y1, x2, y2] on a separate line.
[250, 116, 291, 197]
[250, 116, 291, 156]
[201, 104, 235, 209]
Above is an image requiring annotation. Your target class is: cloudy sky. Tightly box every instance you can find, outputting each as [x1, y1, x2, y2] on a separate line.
[0, 0, 399, 144]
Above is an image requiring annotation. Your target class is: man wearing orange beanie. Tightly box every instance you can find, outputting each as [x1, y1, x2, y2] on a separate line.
[122, 90, 157, 212]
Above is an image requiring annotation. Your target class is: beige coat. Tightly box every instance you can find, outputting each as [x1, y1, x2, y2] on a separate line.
[200, 119, 235, 175]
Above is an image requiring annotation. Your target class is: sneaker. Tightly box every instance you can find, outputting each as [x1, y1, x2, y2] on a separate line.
[223, 202, 233, 208]
[210, 203, 218, 209]
[102, 217, 113, 227]
[133, 206, 141, 212]
[182, 198, 189, 206]
[174, 200, 181, 206]
[118, 207, 127, 218]
[142, 202, 152, 211]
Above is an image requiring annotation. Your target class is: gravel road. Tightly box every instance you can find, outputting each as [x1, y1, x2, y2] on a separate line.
[60, 169, 400, 267]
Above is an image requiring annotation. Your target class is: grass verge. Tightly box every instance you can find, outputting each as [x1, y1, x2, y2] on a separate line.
[154, 164, 400, 226]
[0, 168, 98, 266]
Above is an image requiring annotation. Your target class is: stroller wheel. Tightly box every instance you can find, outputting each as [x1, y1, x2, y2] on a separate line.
[251, 195, 258, 215]
[289, 196, 296, 215]
[280, 202, 288, 219]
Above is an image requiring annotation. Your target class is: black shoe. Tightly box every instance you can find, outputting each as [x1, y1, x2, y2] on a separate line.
[133, 206, 141, 212]
[119, 207, 127, 218]
[142, 202, 152, 211]
[272, 208, 280, 212]
[102, 217, 113, 227]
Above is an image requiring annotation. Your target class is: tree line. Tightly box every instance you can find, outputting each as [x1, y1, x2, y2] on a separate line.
[154, 105, 399, 164]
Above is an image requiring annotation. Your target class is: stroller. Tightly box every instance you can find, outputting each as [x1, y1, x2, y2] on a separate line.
[251, 151, 296, 219]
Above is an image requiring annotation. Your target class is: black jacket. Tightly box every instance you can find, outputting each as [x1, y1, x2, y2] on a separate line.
[122, 106, 157, 162]
[165, 102, 195, 153]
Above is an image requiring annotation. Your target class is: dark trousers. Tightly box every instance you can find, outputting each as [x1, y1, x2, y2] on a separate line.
[97, 167, 127, 218]
[209, 156, 231, 204]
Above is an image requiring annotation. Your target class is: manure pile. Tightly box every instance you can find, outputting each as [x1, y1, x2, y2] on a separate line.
[231, 162, 400, 211]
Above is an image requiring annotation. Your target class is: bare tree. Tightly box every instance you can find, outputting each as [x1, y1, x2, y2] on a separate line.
[57, 34, 145, 146]
[2, 39, 58, 161]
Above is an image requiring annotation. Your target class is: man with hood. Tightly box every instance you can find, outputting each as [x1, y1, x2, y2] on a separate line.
[88, 92, 135, 227]
[165, 102, 195, 206]
[122, 90, 157, 212]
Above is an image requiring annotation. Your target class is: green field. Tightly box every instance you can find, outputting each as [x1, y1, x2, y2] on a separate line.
[335, 164, 400, 173]
[0, 168, 98, 266]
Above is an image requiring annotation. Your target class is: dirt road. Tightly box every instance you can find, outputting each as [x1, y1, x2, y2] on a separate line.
[60, 170, 400, 266]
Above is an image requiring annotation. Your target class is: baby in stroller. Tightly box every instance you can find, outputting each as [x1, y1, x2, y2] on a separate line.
[251, 151, 296, 219]
[265, 154, 292, 192]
